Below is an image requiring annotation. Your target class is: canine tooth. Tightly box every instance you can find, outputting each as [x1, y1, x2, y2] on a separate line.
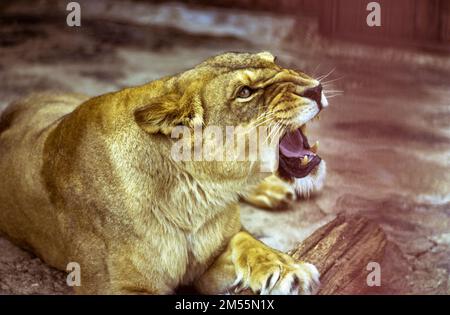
[301, 156, 309, 166]
[311, 141, 319, 153]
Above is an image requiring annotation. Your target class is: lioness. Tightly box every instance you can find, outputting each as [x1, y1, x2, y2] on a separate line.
[0, 52, 327, 294]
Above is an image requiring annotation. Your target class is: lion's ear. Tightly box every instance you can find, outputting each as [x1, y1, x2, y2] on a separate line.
[134, 89, 203, 135]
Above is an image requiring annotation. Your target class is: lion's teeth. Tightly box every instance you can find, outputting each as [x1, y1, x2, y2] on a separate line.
[301, 156, 309, 166]
[310, 141, 319, 153]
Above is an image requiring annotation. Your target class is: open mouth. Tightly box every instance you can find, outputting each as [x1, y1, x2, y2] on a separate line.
[278, 125, 321, 179]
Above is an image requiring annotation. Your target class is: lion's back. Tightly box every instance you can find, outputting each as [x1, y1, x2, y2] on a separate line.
[0, 92, 88, 263]
[0, 92, 88, 138]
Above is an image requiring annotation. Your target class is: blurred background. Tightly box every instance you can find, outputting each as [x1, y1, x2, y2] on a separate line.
[0, 0, 449, 294]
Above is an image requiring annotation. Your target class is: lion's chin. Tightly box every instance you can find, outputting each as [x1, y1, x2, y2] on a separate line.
[291, 160, 327, 199]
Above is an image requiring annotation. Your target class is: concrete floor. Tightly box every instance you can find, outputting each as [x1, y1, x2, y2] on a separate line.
[0, 2, 449, 294]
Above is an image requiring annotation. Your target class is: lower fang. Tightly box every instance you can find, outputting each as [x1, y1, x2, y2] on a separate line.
[301, 156, 309, 166]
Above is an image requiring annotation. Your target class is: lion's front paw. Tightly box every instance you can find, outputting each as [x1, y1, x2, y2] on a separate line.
[244, 175, 295, 210]
[231, 234, 320, 295]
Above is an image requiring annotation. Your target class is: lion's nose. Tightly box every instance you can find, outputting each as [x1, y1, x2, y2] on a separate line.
[300, 84, 323, 110]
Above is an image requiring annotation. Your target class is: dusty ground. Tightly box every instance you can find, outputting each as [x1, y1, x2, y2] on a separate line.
[0, 1, 449, 294]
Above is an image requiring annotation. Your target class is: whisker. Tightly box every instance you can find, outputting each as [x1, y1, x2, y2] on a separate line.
[324, 89, 344, 94]
[247, 113, 276, 131]
[272, 122, 284, 141]
[311, 63, 322, 77]
[250, 112, 275, 126]
[324, 91, 344, 95]
[322, 83, 339, 89]
[245, 116, 277, 137]
[247, 119, 273, 135]
[251, 113, 271, 125]
[254, 117, 274, 128]
[324, 94, 342, 98]
[275, 123, 284, 139]
[265, 122, 280, 145]
[321, 76, 345, 85]
[317, 68, 336, 82]
[324, 90, 344, 93]
[324, 91, 343, 94]
[265, 124, 275, 143]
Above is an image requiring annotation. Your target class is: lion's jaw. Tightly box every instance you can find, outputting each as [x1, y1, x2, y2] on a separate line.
[292, 160, 327, 199]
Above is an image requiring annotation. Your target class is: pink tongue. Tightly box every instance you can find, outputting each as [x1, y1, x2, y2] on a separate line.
[279, 129, 310, 158]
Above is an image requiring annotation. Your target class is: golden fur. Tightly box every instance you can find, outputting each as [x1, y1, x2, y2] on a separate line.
[0, 52, 324, 294]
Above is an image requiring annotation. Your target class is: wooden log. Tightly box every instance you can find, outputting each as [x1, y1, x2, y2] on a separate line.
[241, 213, 388, 295]
[289, 213, 387, 294]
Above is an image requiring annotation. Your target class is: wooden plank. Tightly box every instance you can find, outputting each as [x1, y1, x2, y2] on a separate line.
[237, 213, 387, 295]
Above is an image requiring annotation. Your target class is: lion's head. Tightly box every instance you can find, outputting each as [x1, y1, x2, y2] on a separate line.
[134, 51, 327, 195]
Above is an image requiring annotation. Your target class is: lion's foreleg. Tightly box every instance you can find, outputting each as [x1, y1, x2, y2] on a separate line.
[194, 231, 320, 295]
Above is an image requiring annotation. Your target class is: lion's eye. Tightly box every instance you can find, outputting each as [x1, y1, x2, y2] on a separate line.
[237, 86, 253, 99]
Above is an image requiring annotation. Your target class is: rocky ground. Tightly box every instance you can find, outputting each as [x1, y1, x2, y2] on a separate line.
[0, 1, 449, 294]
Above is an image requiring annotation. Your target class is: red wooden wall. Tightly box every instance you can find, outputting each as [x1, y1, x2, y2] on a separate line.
[157, 0, 450, 49]
[319, 0, 450, 49]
